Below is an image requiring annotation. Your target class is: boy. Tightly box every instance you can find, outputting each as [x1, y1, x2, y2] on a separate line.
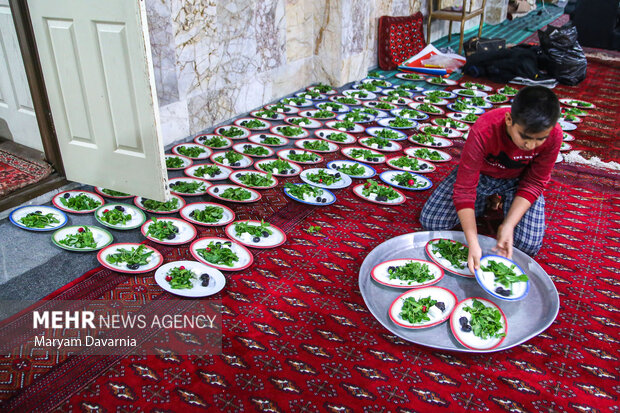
[420, 86, 562, 274]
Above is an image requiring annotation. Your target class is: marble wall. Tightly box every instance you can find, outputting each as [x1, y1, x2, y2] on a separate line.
[146, 0, 504, 147]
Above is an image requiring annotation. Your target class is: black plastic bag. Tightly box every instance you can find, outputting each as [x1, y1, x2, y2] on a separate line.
[538, 23, 587, 86]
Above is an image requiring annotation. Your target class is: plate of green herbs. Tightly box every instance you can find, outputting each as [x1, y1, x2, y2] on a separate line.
[94, 187, 133, 199]
[413, 95, 449, 106]
[324, 120, 365, 134]
[264, 102, 299, 114]
[294, 138, 339, 153]
[376, 117, 418, 130]
[364, 100, 398, 112]
[254, 158, 302, 177]
[387, 155, 436, 173]
[425, 77, 457, 86]
[497, 85, 519, 96]
[358, 136, 402, 152]
[154, 260, 226, 297]
[326, 160, 376, 179]
[194, 134, 233, 149]
[475, 255, 529, 301]
[283, 116, 322, 129]
[184, 163, 232, 181]
[371, 258, 444, 289]
[404, 146, 452, 162]
[171, 143, 212, 160]
[408, 133, 453, 148]
[352, 181, 405, 205]
[250, 109, 286, 121]
[141, 217, 197, 245]
[190, 236, 254, 271]
[165, 154, 193, 170]
[379, 95, 413, 106]
[168, 177, 211, 196]
[422, 90, 457, 100]
[134, 194, 185, 214]
[447, 102, 485, 115]
[97, 243, 163, 274]
[425, 238, 472, 278]
[229, 170, 278, 189]
[207, 184, 261, 203]
[283, 183, 335, 205]
[379, 170, 432, 191]
[52, 191, 104, 214]
[215, 125, 251, 140]
[280, 96, 314, 107]
[270, 125, 310, 139]
[210, 150, 253, 168]
[453, 88, 488, 98]
[248, 134, 290, 147]
[315, 101, 350, 114]
[408, 102, 445, 116]
[446, 112, 479, 124]
[307, 83, 338, 95]
[394, 72, 426, 81]
[295, 90, 327, 101]
[417, 123, 463, 139]
[559, 98, 595, 109]
[180, 202, 235, 227]
[389, 286, 457, 329]
[94, 203, 146, 230]
[52, 225, 113, 252]
[450, 297, 507, 350]
[10, 205, 68, 232]
[277, 149, 323, 165]
[298, 108, 337, 120]
[459, 81, 493, 92]
[314, 129, 356, 144]
[336, 110, 376, 124]
[390, 108, 429, 121]
[233, 117, 271, 130]
[431, 117, 469, 132]
[365, 126, 408, 141]
[225, 220, 286, 249]
[341, 147, 385, 164]
[232, 143, 275, 157]
[300, 168, 352, 189]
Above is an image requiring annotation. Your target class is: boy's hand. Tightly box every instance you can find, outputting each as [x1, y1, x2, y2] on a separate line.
[493, 224, 514, 259]
[467, 242, 482, 275]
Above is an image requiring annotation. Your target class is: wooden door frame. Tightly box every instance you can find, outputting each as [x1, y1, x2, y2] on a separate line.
[0, 0, 67, 212]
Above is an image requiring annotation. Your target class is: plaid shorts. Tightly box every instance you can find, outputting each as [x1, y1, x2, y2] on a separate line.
[420, 167, 546, 256]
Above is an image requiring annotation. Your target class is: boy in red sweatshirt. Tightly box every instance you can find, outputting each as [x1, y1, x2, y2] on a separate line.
[420, 86, 562, 274]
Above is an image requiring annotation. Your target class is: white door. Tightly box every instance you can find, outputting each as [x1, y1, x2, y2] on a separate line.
[27, 0, 169, 201]
[0, 0, 43, 152]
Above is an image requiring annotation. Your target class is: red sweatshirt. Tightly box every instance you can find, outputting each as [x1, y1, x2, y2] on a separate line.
[453, 107, 562, 211]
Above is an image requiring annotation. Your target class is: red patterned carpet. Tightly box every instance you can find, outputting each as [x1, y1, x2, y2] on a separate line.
[0, 149, 53, 197]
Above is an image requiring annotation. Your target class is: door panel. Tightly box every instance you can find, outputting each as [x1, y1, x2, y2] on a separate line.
[28, 0, 168, 201]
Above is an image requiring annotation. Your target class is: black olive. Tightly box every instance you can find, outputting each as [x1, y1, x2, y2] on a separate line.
[420, 164, 428, 170]
[190, 210, 195, 217]
[260, 134, 266, 138]
[305, 112, 311, 116]
[290, 150, 296, 154]
[461, 324, 472, 333]
[200, 273, 209, 280]
[261, 231, 269, 237]
[127, 263, 140, 270]
[225, 241, 232, 246]
[171, 225, 179, 233]
[233, 162, 240, 166]
[271, 115, 277, 119]
[216, 242, 221, 246]
[35, 210, 42, 214]
[372, 158, 379, 162]
[166, 233, 176, 240]
[213, 188, 219, 193]
[244, 144, 251, 149]
[201, 280, 210, 287]
[321, 198, 327, 203]
[115, 205, 125, 212]
[387, 266, 396, 273]
[435, 302, 446, 312]
[252, 236, 261, 242]
[378, 145, 384, 149]
[315, 196, 322, 202]
[63, 193, 71, 198]
[284, 108, 291, 112]
[319, 132, 324, 137]
[335, 173, 341, 178]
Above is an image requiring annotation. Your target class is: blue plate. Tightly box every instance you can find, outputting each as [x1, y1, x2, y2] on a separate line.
[474, 254, 530, 301]
[9, 205, 68, 232]
[283, 183, 336, 206]
[365, 126, 408, 141]
[326, 160, 376, 179]
[379, 170, 433, 191]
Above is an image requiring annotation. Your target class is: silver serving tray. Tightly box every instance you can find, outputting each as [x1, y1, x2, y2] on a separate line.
[359, 231, 560, 353]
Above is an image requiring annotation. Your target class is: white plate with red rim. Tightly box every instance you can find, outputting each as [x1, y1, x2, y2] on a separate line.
[371, 258, 444, 289]
[270, 125, 310, 139]
[376, 117, 418, 130]
[94, 203, 146, 231]
[560, 142, 572, 151]
[363, 100, 398, 111]
[390, 108, 429, 121]
[561, 107, 588, 117]
[413, 95, 449, 106]
[341, 146, 385, 164]
[329, 95, 362, 106]
[254, 158, 303, 177]
[314, 129, 357, 144]
[193, 134, 233, 149]
[51, 225, 113, 252]
[141, 217, 197, 245]
[379, 95, 413, 106]
[264, 103, 299, 114]
[207, 184, 261, 203]
[184, 163, 232, 181]
[154, 260, 226, 298]
[225, 220, 287, 249]
[210, 151, 253, 168]
[431, 117, 470, 131]
[190, 237, 254, 271]
[408, 134, 453, 148]
[215, 125, 251, 140]
[394, 72, 426, 81]
[404, 146, 452, 162]
[326, 160, 376, 179]
[283, 116, 322, 129]
[315, 101, 350, 113]
[324, 120, 365, 134]
[386, 155, 436, 173]
[171, 143, 212, 160]
[425, 238, 472, 278]
[497, 86, 519, 96]
[250, 109, 286, 121]
[562, 132, 575, 142]
[446, 103, 485, 115]
[559, 98, 595, 109]
[299, 167, 352, 189]
[294, 138, 340, 153]
[297, 108, 337, 121]
[453, 88, 489, 98]
[558, 115, 582, 124]
[365, 126, 408, 141]
[53, 190, 105, 214]
[248, 133, 289, 147]
[352, 182, 406, 205]
[97, 242, 163, 274]
[94, 187, 133, 199]
[425, 77, 458, 86]
[232, 142, 275, 158]
[422, 90, 457, 99]
[417, 123, 463, 139]
[408, 102, 445, 116]
[168, 177, 211, 196]
[556, 153, 563, 163]
[389, 287, 457, 329]
[475, 255, 529, 301]
[358, 136, 403, 152]
[446, 112, 479, 124]
[307, 84, 338, 95]
[277, 149, 323, 165]
[343, 89, 377, 100]
[228, 169, 278, 189]
[180, 202, 235, 227]
[459, 81, 494, 92]
[379, 170, 432, 191]
[558, 120, 577, 131]
[134, 194, 185, 214]
[280, 96, 314, 107]
[233, 117, 272, 130]
[483, 94, 510, 105]
[450, 297, 507, 350]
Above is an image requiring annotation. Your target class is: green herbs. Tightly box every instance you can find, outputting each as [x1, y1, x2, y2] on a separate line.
[334, 97, 358, 105]
[362, 136, 391, 149]
[400, 296, 438, 324]
[100, 208, 132, 226]
[323, 132, 348, 142]
[431, 239, 468, 269]
[318, 102, 344, 111]
[562, 107, 586, 116]
[358, 82, 378, 92]
[459, 89, 476, 97]
[374, 102, 396, 110]
[284, 183, 323, 199]
[434, 118, 465, 129]
[58, 227, 97, 249]
[170, 180, 205, 194]
[463, 114, 479, 122]
[388, 261, 434, 284]
[459, 96, 486, 107]
[193, 165, 221, 178]
[388, 117, 414, 128]
[392, 172, 426, 188]
[463, 299, 505, 339]
[417, 103, 441, 114]
[147, 218, 180, 241]
[199, 135, 229, 148]
[141, 197, 179, 212]
[300, 90, 321, 99]
[19, 211, 60, 228]
[261, 136, 283, 145]
[412, 148, 442, 160]
[425, 90, 452, 98]
[390, 156, 421, 170]
[276, 126, 304, 136]
[288, 117, 312, 126]
[240, 119, 266, 129]
[259, 159, 295, 174]
[429, 77, 447, 84]
[463, 81, 486, 90]
[60, 193, 101, 211]
[309, 83, 334, 93]
[387, 89, 410, 97]
[348, 90, 368, 98]
[166, 266, 195, 289]
[375, 129, 402, 140]
[501, 85, 518, 95]
[488, 93, 507, 103]
[287, 151, 318, 163]
[420, 95, 443, 104]
[452, 101, 475, 112]
[398, 109, 424, 118]
[166, 156, 185, 169]
[218, 126, 245, 138]
[237, 172, 274, 187]
[311, 110, 335, 119]
[336, 163, 366, 176]
[481, 260, 528, 288]
[243, 145, 270, 156]
[176, 145, 206, 158]
[282, 97, 307, 105]
[303, 140, 330, 151]
[410, 133, 436, 145]
[197, 241, 239, 266]
[306, 169, 341, 186]
[220, 187, 252, 201]
[361, 180, 399, 201]
[422, 126, 448, 136]
[101, 188, 130, 197]
[305, 225, 322, 234]
[349, 148, 383, 161]
[254, 109, 278, 119]
[563, 114, 578, 122]
[106, 244, 154, 268]
[367, 71, 383, 79]
[401, 73, 423, 80]
[332, 120, 356, 130]
[189, 206, 224, 223]
[214, 151, 244, 165]
[341, 110, 371, 123]
[235, 220, 272, 238]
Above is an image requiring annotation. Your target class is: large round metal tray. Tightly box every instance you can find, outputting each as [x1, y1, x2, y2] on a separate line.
[359, 231, 560, 353]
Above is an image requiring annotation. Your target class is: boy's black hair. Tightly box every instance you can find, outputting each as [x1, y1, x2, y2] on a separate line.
[510, 86, 560, 134]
